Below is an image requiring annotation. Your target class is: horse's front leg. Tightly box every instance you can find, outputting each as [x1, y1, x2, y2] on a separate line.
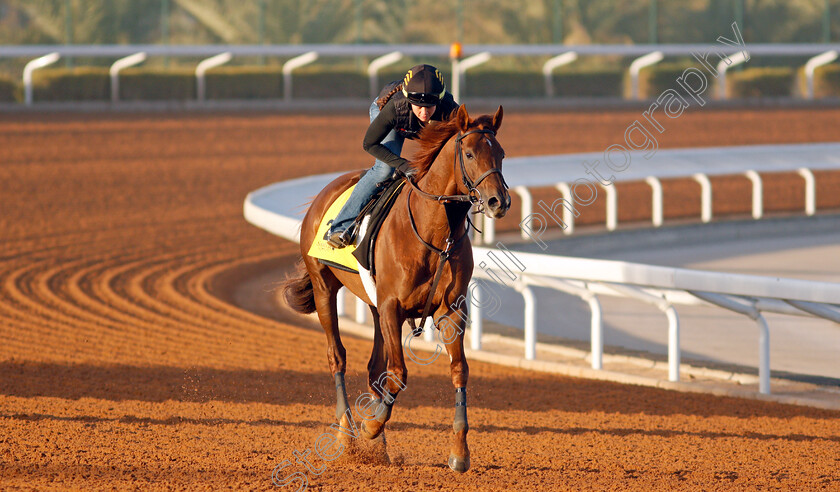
[360, 297, 407, 440]
[438, 306, 471, 473]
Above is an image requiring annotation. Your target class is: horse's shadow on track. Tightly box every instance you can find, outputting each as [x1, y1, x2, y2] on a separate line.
[1, 360, 836, 422]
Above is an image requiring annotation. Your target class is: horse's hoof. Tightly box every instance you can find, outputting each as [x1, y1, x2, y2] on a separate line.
[448, 454, 470, 473]
[360, 420, 384, 440]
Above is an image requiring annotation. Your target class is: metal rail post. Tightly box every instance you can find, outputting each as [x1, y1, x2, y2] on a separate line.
[744, 170, 763, 219]
[603, 182, 618, 231]
[367, 51, 403, 99]
[110, 52, 147, 103]
[23, 52, 60, 106]
[690, 291, 772, 394]
[514, 186, 533, 240]
[469, 280, 483, 350]
[629, 51, 664, 100]
[692, 173, 713, 223]
[798, 168, 816, 216]
[556, 182, 576, 234]
[543, 52, 577, 97]
[645, 176, 663, 227]
[587, 294, 603, 370]
[605, 283, 681, 382]
[283, 51, 318, 101]
[522, 286, 537, 360]
[804, 50, 837, 99]
[717, 51, 748, 100]
[196, 52, 232, 102]
[454, 52, 491, 102]
[481, 217, 495, 245]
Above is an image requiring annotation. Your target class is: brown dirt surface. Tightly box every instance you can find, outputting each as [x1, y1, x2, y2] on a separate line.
[2, 107, 840, 491]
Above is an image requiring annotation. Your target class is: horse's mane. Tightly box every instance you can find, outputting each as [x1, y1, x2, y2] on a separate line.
[410, 113, 460, 179]
[410, 112, 494, 180]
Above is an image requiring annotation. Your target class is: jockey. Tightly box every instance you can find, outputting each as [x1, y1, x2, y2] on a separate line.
[326, 64, 460, 249]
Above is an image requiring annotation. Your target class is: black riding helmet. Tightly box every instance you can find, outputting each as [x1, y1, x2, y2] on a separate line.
[402, 64, 446, 107]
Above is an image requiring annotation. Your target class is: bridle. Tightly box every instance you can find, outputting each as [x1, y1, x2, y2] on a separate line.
[455, 128, 509, 212]
[403, 127, 508, 335]
[405, 128, 508, 213]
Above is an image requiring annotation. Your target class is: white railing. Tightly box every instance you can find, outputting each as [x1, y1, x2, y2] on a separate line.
[8, 42, 840, 59]
[484, 143, 840, 244]
[469, 250, 840, 395]
[243, 144, 840, 395]
[5, 42, 840, 105]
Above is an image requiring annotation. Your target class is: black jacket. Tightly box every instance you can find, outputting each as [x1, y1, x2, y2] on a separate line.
[363, 84, 459, 172]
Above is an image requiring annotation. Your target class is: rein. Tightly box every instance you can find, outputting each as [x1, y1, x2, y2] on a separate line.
[405, 127, 506, 335]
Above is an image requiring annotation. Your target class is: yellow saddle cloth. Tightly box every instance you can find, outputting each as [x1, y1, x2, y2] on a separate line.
[307, 185, 360, 272]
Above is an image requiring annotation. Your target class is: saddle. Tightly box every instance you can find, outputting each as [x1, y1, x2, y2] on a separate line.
[308, 177, 405, 276]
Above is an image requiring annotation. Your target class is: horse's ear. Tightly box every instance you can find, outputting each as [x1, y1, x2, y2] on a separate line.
[455, 104, 470, 131]
[492, 105, 503, 133]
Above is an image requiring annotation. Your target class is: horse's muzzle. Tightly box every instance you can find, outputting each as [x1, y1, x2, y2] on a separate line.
[485, 191, 511, 219]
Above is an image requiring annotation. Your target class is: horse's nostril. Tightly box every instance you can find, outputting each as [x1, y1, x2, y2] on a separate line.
[488, 196, 500, 209]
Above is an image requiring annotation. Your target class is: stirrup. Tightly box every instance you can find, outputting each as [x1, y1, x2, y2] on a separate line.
[326, 228, 355, 249]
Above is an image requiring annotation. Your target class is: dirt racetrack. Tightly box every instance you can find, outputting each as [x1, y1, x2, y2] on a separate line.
[2, 106, 840, 490]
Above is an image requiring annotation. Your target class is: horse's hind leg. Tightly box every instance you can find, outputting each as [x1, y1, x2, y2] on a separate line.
[305, 261, 351, 427]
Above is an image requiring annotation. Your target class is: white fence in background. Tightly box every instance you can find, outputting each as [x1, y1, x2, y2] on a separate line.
[244, 144, 840, 395]
[4, 43, 840, 105]
[483, 143, 840, 244]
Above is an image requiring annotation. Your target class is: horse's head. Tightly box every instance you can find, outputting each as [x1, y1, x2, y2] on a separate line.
[453, 104, 510, 219]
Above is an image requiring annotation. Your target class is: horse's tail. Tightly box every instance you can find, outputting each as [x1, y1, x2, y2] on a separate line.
[280, 259, 316, 314]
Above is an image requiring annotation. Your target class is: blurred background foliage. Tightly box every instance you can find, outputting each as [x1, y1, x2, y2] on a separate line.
[1, 1, 837, 101]
[0, 0, 837, 46]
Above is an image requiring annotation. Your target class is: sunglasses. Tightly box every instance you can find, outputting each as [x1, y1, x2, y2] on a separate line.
[406, 92, 440, 106]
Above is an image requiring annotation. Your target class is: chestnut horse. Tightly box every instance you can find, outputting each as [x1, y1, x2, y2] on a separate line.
[282, 104, 509, 473]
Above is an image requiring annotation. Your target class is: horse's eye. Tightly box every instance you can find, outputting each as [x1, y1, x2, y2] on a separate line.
[466, 152, 474, 159]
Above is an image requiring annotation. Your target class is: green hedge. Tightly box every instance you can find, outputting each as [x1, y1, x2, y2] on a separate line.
[119, 68, 195, 100]
[464, 70, 543, 98]
[548, 68, 624, 97]
[728, 67, 795, 98]
[293, 68, 367, 99]
[813, 64, 840, 98]
[0, 74, 19, 102]
[637, 63, 714, 100]
[205, 66, 283, 99]
[32, 67, 110, 101]
[19, 64, 819, 103]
